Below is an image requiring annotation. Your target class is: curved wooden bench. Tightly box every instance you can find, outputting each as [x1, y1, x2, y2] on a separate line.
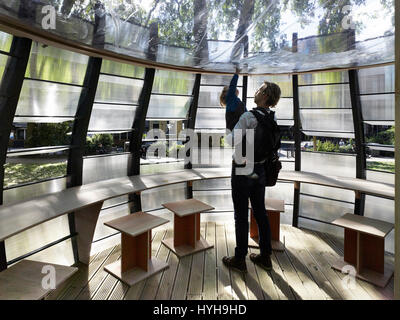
[0, 168, 394, 265]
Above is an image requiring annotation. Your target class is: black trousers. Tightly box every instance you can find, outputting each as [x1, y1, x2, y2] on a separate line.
[231, 162, 272, 260]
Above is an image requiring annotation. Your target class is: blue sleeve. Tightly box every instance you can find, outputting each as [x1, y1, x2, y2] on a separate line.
[226, 74, 239, 112]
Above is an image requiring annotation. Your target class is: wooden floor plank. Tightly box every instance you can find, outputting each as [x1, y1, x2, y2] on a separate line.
[203, 221, 217, 300]
[216, 223, 234, 300]
[282, 226, 340, 300]
[171, 255, 192, 300]
[59, 247, 115, 300]
[224, 223, 249, 300]
[187, 224, 206, 298]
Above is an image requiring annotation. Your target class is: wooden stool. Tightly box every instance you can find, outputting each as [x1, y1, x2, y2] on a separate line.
[104, 212, 169, 286]
[331, 213, 394, 288]
[249, 199, 285, 251]
[0, 260, 77, 300]
[161, 198, 214, 258]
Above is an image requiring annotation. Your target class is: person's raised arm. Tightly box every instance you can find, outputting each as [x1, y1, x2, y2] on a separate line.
[225, 66, 240, 112]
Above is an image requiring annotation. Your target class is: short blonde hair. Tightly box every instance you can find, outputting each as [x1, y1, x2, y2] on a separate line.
[219, 86, 229, 107]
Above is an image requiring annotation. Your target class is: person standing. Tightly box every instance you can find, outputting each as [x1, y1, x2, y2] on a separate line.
[222, 81, 281, 273]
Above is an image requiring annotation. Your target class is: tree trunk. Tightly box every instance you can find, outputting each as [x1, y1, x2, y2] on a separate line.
[193, 0, 209, 65]
[231, 0, 255, 62]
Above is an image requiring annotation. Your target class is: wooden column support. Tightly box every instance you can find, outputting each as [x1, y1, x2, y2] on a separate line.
[74, 201, 104, 265]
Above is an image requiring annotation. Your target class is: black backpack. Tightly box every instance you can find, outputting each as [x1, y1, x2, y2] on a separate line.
[250, 108, 282, 186]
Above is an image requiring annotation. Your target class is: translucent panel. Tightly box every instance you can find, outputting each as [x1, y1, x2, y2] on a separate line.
[82, 153, 129, 184]
[300, 194, 354, 223]
[364, 196, 394, 254]
[140, 162, 184, 174]
[101, 59, 145, 79]
[16, 80, 82, 117]
[0, 1, 394, 73]
[95, 74, 143, 104]
[88, 103, 138, 131]
[193, 178, 231, 191]
[193, 190, 232, 211]
[2, 177, 67, 205]
[358, 65, 395, 94]
[248, 74, 293, 97]
[281, 161, 295, 171]
[280, 205, 293, 226]
[0, 53, 9, 79]
[152, 70, 195, 95]
[12, 116, 75, 124]
[298, 71, 348, 85]
[300, 109, 354, 133]
[23, 238, 75, 266]
[102, 195, 129, 210]
[299, 217, 343, 238]
[94, 204, 130, 242]
[0, 31, 12, 52]
[302, 130, 355, 139]
[26, 42, 88, 85]
[7, 146, 70, 157]
[195, 108, 225, 129]
[366, 170, 394, 185]
[191, 147, 233, 168]
[201, 74, 243, 86]
[141, 183, 186, 211]
[266, 182, 294, 205]
[301, 184, 354, 203]
[147, 95, 191, 119]
[301, 151, 356, 177]
[200, 86, 242, 108]
[5, 215, 71, 261]
[246, 98, 293, 119]
[299, 84, 351, 109]
[360, 94, 394, 121]
[4, 158, 67, 188]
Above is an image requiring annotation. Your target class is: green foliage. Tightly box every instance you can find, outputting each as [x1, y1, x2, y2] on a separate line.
[168, 142, 185, 158]
[316, 140, 339, 153]
[85, 134, 114, 155]
[367, 161, 395, 173]
[366, 126, 395, 145]
[25, 122, 72, 148]
[4, 162, 67, 188]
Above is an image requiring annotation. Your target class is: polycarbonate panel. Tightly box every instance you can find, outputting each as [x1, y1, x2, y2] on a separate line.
[83, 153, 130, 185]
[193, 190, 232, 211]
[299, 84, 351, 109]
[360, 94, 394, 121]
[301, 151, 356, 178]
[280, 205, 293, 226]
[301, 183, 354, 203]
[246, 98, 293, 119]
[299, 217, 343, 238]
[364, 195, 394, 254]
[366, 170, 395, 185]
[300, 194, 354, 223]
[16, 80, 82, 117]
[298, 71, 349, 85]
[191, 147, 233, 168]
[0, 1, 394, 73]
[201, 74, 243, 86]
[300, 109, 354, 133]
[2, 177, 67, 205]
[4, 159, 67, 188]
[152, 70, 195, 95]
[248, 74, 293, 98]
[358, 65, 395, 94]
[88, 103, 138, 131]
[94, 204, 130, 242]
[266, 182, 294, 205]
[95, 74, 143, 104]
[20, 238, 75, 266]
[102, 195, 129, 210]
[302, 131, 355, 139]
[193, 178, 231, 191]
[280, 161, 295, 171]
[26, 42, 88, 85]
[147, 95, 191, 119]
[141, 183, 186, 211]
[101, 59, 145, 79]
[199, 86, 242, 108]
[0, 31, 12, 52]
[140, 162, 184, 175]
[12, 116, 75, 124]
[0, 53, 8, 78]
[5, 215, 71, 261]
[195, 108, 225, 129]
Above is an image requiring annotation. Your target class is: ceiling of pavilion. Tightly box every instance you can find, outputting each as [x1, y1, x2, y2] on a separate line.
[0, 0, 395, 74]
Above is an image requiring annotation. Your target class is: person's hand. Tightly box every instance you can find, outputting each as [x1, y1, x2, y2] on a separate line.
[235, 65, 241, 75]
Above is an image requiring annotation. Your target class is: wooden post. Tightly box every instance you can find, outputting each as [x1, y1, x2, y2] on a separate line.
[394, 0, 400, 300]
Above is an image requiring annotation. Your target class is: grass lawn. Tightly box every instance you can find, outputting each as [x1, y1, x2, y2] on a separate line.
[4, 162, 67, 188]
[366, 161, 395, 173]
